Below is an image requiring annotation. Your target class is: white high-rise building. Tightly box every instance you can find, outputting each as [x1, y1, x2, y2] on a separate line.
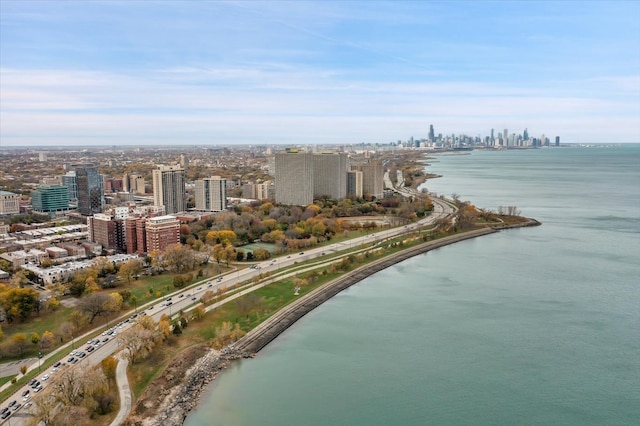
[152, 165, 186, 214]
[195, 176, 227, 211]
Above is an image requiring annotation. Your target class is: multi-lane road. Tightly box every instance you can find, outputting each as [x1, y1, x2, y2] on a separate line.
[1, 198, 454, 425]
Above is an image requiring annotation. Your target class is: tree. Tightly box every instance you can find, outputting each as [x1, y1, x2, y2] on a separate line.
[212, 321, 245, 349]
[0, 287, 40, 322]
[118, 324, 158, 364]
[57, 322, 78, 344]
[30, 332, 40, 345]
[206, 230, 237, 246]
[28, 384, 58, 425]
[68, 310, 87, 331]
[162, 244, 196, 273]
[158, 319, 171, 340]
[46, 297, 61, 311]
[40, 331, 55, 352]
[78, 293, 115, 324]
[92, 256, 116, 277]
[101, 356, 118, 380]
[10, 270, 29, 288]
[11, 333, 30, 357]
[117, 258, 143, 286]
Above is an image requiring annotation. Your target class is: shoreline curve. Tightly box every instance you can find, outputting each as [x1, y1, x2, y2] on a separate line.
[124, 221, 540, 426]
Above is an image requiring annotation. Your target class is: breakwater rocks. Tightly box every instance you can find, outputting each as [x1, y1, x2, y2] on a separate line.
[123, 346, 246, 426]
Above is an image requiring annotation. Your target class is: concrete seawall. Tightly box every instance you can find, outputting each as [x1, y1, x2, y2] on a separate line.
[235, 227, 498, 354]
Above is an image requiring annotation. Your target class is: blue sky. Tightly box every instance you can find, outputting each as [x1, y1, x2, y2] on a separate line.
[1, 0, 639, 146]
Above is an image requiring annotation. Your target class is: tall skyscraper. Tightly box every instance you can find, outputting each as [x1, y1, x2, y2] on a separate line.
[75, 164, 103, 216]
[429, 124, 435, 142]
[523, 128, 529, 141]
[195, 176, 227, 211]
[555, 136, 560, 146]
[275, 151, 349, 205]
[152, 165, 186, 214]
[313, 152, 348, 200]
[62, 171, 77, 201]
[503, 129, 509, 147]
[275, 151, 315, 205]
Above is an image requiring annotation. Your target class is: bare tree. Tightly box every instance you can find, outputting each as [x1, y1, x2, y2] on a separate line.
[118, 324, 158, 364]
[78, 293, 115, 324]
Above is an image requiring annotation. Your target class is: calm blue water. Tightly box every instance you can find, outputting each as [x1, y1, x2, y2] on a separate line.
[186, 145, 640, 426]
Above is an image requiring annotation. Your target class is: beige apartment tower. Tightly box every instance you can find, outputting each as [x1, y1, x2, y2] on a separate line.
[152, 165, 186, 214]
[195, 176, 227, 211]
[275, 151, 348, 205]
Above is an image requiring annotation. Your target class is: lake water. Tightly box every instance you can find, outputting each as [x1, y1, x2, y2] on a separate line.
[186, 145, 640, 426]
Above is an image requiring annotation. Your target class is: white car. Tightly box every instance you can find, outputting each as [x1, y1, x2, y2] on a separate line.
[41, 374, 49, 381]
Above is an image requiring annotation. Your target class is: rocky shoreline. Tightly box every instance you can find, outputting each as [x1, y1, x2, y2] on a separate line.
[124, 222, 539, 425]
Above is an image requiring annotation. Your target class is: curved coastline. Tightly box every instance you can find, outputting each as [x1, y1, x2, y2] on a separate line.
[124, 221, 540, 426]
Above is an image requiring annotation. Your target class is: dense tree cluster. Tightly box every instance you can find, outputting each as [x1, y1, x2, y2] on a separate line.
[185, 196, 433, 253]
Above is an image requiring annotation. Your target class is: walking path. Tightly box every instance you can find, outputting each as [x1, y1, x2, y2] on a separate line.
[110, 354, 131, 426]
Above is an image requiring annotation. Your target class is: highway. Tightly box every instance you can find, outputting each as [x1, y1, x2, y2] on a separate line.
[1, 198, 454, 425]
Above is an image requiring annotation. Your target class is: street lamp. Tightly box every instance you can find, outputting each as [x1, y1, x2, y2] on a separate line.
[38, 351, 43, 372]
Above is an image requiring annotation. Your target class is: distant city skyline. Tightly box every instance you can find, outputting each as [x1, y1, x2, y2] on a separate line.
[1, 1, 639, 146]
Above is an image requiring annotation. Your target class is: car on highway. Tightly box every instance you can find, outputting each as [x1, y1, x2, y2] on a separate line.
[1, 410, 11, 419]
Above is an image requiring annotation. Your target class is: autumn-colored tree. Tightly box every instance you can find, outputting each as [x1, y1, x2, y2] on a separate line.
[117, 258, 143, 286]
[69, 310, 87, 331]
[101, 355, 118, 379]
[162, 244, 197, 273]
[10, 270, 29, 287]
[118, 324, 159, 364]
[30, 332, 40, 345]
[0, 287, 40, 322]
[253, 248, 271, 261]
[40, 331, 55, 352]
[206, 230, 237, 246]
[46, 297, 60, 311]
[158, 319, 171, 340]
[92, 256, 116, 277]
[212, 321, 245, 349]
[11, 333, 30, 357]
